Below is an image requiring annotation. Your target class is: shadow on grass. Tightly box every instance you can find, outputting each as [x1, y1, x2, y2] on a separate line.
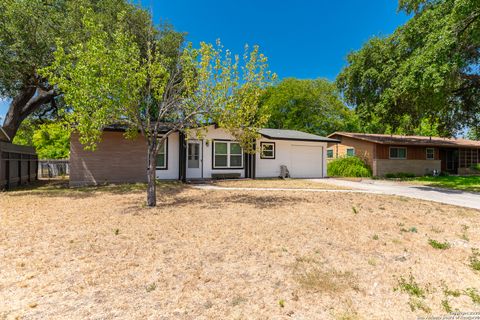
[3, 179, 188, 199]
[413, 176, 480, 193]
[159, 193, 309, 210]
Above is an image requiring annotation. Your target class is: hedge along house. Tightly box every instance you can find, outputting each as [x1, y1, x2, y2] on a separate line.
[327, 132, 480, 177]
[69, 125, 338, 186]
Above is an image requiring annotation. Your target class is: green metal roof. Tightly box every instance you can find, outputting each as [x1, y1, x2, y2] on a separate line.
[259, 128, 340, 143]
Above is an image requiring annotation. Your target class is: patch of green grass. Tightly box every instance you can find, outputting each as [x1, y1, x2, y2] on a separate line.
[428, 239, 450, 250]
[470, 249, 480, 271]
[441, 299, 452, 313]
[464, 288, 480, 304]
[400, 227, 418, 233]
[278, 299, 285, 308]
[408, 297, 431, 313]
[352, 206, 358, 214]
[395, 274, 425, 298]
[411, 176, 480, 192]
[372, 234, 379, 240]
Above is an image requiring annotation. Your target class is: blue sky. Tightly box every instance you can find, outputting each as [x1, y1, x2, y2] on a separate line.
[0, 1, 409, 119]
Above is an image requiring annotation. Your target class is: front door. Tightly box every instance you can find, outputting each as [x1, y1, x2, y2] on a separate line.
[440, 149, 459, 174]
[186, 141, 202, 179]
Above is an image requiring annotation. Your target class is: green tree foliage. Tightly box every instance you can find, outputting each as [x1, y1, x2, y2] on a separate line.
[13, 121, 70, 159]
[337, 0, 480, 136]
[260, 78, 359, 136]
[0, 0, 152, 139]
[41, 9, 275, 206]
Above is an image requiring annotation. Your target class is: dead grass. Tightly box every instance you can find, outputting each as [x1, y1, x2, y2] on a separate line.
[212, 178, 347, 189]
[292, 257, 358, 293]
[1, 181, 480, 319]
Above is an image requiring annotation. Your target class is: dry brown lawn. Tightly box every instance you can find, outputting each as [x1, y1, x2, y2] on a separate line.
[1, 181, 480, 319]
[213, 178, 347, 189]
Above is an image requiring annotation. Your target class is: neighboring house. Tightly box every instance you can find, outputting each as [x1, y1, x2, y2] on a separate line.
[327, 132, 480, 176]
[69, 125, 338, 186]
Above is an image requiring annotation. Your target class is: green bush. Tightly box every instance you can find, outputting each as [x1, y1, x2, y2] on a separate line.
[385, 172, 416, 179]
[327, 156, 372, 178]
[471, 163, 480, 172]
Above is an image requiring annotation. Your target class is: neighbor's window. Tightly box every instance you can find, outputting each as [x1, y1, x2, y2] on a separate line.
[327, 149, 334, 158]
[390, 147, 407, 159]
[346, 148, 355, 157]
[213, 141, 243, 168]
[260, 142, 275, 159]
[426, 148, 435, 160]
[156, 139, 167, 169]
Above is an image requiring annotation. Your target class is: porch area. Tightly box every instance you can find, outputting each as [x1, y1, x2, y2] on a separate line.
[440, 147, 480, 174]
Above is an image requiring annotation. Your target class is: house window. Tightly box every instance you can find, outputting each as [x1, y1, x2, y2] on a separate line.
[156, 139, 167, 169]
[346, 148, 355, 157]
[426, 148, 435, 160]
[327, 149, 334, 158]
[389, 147, 407, 159]
[260, 142, 275, 159]
[213, 141, 243, 169]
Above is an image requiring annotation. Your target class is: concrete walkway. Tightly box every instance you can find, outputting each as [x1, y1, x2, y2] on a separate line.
[313, 178, 480, 210]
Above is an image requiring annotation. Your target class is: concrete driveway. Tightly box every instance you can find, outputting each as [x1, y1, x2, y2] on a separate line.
[314, 178, 480, 210]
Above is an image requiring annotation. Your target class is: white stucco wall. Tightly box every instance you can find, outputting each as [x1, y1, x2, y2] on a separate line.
[156, 127, 328, 180]
[155, 132, 180, 180]
[188, 126, 245, 179]
[256, 138, 327, 178]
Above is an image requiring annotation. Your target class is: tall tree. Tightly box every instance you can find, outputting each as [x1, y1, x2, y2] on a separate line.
[260, 78, 359, 136]
[13, 120, 70, 159]
[42, 11, 275, 207]
[0, 0, 152, 140]
[337, 0, 480, 136]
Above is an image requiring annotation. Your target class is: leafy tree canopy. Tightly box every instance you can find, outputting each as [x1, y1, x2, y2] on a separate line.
[0, 0, 152, 139]
[260, 78, 359, 136]
[41, 8, 275, 206]
[337, 0, 480, 137]
[13, 120, 70, 159]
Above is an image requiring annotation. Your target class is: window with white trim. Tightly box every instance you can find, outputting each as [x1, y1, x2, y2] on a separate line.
[213, 141, 243, 168]
[346, 148, 355, 157]
[389, 147, 407, 159]
[426, 148, 435, 160]
[156, 140, 167, 169]
[260, 142, 275, 159]
[327, 149, 334, 158]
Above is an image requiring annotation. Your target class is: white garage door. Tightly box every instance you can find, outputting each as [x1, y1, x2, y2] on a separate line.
[290, 145, 323, 178]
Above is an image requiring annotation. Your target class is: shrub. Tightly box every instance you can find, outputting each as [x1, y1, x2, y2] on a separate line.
[385, 172, 416, 179]
[327, 156, 372, 178]
[428, 239, 450, 250]
[471, 163, 480, 172]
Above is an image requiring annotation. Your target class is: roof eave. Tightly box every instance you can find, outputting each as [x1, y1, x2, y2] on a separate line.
[260, 133, 340, 143]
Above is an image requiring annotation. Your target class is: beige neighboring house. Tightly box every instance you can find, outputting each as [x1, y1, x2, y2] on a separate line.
[327, 132, 480, 176]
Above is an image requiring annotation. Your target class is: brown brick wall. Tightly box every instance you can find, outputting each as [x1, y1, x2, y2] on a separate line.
[327, 135, 376, 167]
[374, 159, 441, 176]
[70, 132, 148, 186]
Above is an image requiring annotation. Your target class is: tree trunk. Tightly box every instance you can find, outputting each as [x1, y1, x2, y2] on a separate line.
[146, 143, 157, 207]
[2, 87, 56, 141]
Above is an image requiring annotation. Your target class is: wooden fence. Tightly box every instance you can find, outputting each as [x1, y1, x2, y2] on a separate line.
[0, 141, 38, 190]
[38, 159, 69, 178]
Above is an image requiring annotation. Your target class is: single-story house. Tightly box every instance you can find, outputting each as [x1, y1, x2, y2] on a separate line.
[327, 132, 480, 176]
[69, 125, 338, 186]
